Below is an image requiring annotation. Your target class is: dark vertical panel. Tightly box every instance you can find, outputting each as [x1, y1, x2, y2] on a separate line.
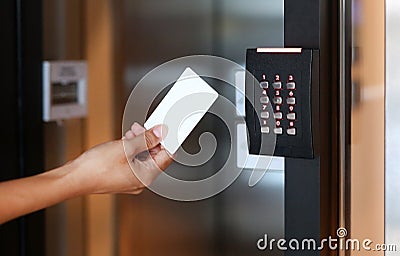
[285, 158, 320, 256]
[0, 0, 19, 183]
[284, 0, 320, 48]
[16, 0, 44, 176]
[0, 0, 45, 255]
[284, 3, 321, 254]
[0, 1, 22, 255]
[318, 1, 341, 250]
[17, 0, 45, 255]
[344, 0, 353, 242]
[285, 1, 340, 256]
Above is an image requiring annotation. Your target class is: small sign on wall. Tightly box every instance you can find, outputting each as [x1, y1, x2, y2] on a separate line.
[43, 61, 87, 122]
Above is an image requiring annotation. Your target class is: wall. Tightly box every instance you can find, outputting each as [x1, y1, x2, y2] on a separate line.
[350, 0, 385, 255]
[84, 0, 121, 255]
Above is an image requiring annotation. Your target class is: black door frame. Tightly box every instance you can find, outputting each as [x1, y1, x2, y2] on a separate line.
[284, 0, 349, 255]
[0, 0, 45, 255]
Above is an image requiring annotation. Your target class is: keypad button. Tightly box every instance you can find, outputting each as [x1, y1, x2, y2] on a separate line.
[261, 111, 270, 119]
[287, 97, 296, 105]
[272, 81, 282, 89]
[261, 127, 270, 134]
[287, 113, 296, 120]
[274, 127, 283, 135]
[260, 97, 269, 104]
[273, 97, 282, 104]
[274, 112, 283, 119]
[286, 82, 296, 90]
[287, 128, 296, 136]
[260, 81, 269, 89]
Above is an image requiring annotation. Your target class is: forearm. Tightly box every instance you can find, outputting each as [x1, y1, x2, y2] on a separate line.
[0, 162, 91, 224]
[0, 125, 171, 224]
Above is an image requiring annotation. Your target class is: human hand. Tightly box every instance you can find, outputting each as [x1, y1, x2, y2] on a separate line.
[69, 123, 173, 195]
[0, 123, 173, 223]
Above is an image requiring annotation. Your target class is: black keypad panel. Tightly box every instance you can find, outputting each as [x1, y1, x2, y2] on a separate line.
[245, 49, 319, 159]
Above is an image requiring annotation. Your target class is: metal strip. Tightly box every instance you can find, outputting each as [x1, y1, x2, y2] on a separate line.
[256, 48, 302, 53]
[339, 1, 347, 256]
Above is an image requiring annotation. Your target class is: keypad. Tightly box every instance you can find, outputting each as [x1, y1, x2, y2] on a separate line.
[258, 74, 297, 136]
[245, 48, 316, 159]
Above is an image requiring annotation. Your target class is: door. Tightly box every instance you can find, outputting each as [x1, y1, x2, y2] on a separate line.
[115, 0, 285, 255]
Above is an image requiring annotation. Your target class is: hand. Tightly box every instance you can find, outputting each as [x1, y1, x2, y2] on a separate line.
[0, 123, 173, 223]
[70, 123, 173, 195]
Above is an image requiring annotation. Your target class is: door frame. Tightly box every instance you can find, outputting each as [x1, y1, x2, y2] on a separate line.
[0, 0, 45, 255]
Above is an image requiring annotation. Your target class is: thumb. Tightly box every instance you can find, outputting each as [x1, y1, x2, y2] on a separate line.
[124, 125, 167, 157]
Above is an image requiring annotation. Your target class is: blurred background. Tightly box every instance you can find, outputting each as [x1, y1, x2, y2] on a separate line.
[1, 0, 399, 255]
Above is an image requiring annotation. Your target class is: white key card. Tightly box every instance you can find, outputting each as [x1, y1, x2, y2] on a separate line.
[144, 67, 218, 154]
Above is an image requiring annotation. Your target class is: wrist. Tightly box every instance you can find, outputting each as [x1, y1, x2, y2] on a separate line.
[60, 159, 97, 197]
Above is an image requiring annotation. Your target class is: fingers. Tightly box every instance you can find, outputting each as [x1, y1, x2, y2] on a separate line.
[130, 122, 145, 136]
[129, 123, 161, 156]
[124, 122, 145, 139]
[124, 125, 167, 157]
[125, 130, 135, 139]
[149, 146, 161, 156]
[132, 148, 174, 187]
[123, 123, 174, 190]
[151, 149, 174, 171]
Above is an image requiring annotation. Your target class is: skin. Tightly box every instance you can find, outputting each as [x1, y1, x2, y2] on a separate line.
[0, 123, 173, 224]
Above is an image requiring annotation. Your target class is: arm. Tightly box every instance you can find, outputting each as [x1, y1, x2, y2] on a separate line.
[0, 124, 172, 224]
